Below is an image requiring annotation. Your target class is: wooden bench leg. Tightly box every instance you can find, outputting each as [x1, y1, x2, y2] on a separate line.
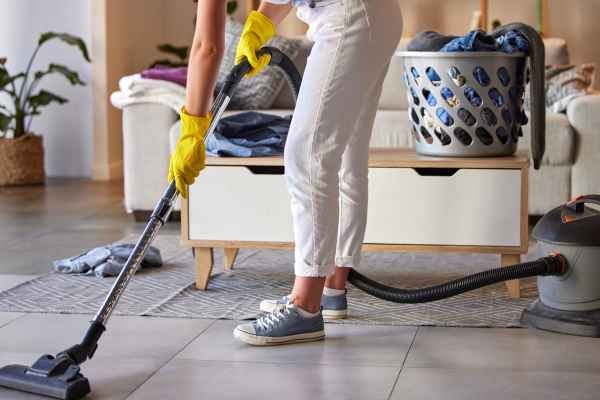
[223, 248, 239, 271]
[501, 253, 521, 299]
[195, 247, 214, 290]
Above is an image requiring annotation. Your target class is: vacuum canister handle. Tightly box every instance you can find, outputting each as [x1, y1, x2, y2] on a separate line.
[566, 195, 600, 214]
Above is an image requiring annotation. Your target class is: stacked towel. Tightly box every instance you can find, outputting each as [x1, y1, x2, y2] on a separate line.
[110, 73, 186, 113]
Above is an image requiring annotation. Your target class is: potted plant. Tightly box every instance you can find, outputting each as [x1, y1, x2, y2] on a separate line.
[0, 32, 90, 186]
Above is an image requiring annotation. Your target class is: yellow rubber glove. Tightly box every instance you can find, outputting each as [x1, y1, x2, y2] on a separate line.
[235, 10, 276, 77]
[168, 107, 212, 199]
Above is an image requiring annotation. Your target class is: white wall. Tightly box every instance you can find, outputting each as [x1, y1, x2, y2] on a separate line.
[0, 0, 92, 177]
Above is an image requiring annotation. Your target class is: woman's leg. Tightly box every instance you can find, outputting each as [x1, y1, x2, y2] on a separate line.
[235, 0, 403, 345]
[286, 0, 403, 310]
[326, 66, 390, 291]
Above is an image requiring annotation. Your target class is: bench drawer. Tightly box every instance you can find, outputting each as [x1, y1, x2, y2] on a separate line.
[188, 166, 523, 247]
[188, 166, 294, 242]
[364, 168, 522, 246]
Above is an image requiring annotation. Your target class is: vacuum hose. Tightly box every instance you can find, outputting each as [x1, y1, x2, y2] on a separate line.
[348, 254, 567, 303]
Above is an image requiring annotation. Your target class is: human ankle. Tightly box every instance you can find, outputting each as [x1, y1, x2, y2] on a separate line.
[324, 266, 350, 290]
[292, 297, 321, 314]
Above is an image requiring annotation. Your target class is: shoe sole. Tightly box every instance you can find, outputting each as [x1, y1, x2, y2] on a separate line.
[322, 309, 348, 320]
[234, 328, 325, 346]
[260, 303, 347, 320]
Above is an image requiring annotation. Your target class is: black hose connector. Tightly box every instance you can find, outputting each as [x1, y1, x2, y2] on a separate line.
[58, 321, 106, 364]
[348, 254, 568, 304]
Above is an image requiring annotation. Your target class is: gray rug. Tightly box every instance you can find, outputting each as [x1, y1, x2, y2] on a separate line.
[0, 235, 539, 327]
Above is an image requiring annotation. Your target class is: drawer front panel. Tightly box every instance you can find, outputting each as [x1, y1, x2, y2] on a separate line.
[364, 168, 522, 246]
[188, 166, 294, 242]
[189, 166, 522, 247]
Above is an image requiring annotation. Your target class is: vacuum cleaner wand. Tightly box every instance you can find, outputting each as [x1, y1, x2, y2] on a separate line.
[0, 47, 302, 400]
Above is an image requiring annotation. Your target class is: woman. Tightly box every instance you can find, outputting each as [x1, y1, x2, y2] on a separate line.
[170, 0, 403, 346]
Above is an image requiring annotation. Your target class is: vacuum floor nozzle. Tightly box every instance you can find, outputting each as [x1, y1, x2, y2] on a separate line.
[0, 356, 90, 400]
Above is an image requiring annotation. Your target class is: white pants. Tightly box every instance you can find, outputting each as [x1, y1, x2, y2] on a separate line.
[285, 0, 403, 277]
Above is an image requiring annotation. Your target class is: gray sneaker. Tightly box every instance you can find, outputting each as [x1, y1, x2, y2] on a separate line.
[234, 304, 325, 346]
[259, 291, 348, 320]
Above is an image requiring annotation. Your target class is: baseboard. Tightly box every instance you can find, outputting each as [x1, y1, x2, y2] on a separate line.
[92, 160, 123, 181]
[133, 210, 180, 223]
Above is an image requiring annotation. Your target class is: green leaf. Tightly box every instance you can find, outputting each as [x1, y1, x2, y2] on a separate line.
[157, 44, 188, 61]
[0, 111, 11, 132]
[227, 1, 238, 15]
[0, 72, 25, 90]
[38, 32, 91, 62]
[28, 90, 68, 109]
[34, 63, 85, 86]
[149, 59, 187, 69]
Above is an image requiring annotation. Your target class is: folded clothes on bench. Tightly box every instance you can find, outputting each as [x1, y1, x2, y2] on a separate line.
[208, 111, 292, 157]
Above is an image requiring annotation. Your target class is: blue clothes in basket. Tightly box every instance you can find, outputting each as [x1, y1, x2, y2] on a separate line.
[410, 28, 530, 129]
[207, 111, 291, 157]
[440, 29, 529, 54]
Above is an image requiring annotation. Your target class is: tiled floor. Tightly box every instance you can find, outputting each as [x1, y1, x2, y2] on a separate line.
[1, 179, 599, 399]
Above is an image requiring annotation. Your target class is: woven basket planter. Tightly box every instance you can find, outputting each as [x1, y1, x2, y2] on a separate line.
[0, 134, 45, 186]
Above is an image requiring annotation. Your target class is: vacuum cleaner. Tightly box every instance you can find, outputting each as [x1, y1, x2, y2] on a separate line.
[349, 194, 600, 338]
[0, 47, 302, 400]
[0, 46, 598, 400]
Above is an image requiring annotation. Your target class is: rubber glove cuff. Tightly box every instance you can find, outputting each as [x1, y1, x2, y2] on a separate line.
[179, 107, 212, 140]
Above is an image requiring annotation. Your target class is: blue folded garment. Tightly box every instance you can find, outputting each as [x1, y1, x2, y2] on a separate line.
[207, 111, 291, 157]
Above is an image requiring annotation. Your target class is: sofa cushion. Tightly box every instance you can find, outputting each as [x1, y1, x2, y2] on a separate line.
[544, 38, 570, 65]
[370, 110, 413, 148]
[521, 112, 575, 166]
[217, 19, 303, 110]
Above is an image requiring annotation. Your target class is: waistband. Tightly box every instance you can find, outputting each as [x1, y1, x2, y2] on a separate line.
[292, 0, 341, 7]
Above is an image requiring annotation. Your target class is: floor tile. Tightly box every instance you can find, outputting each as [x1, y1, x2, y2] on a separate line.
[0, 314, 213, 361]
[1, 230, 127, 275]
[390, 368, 600, 400]
[0, 275, 38, 292]
[406, 327, 600, 372]
[0, 312, 22, 328]
[128, 358, 400, 400]
[177, 320, 417, 366]
[0, 351, 164, 400]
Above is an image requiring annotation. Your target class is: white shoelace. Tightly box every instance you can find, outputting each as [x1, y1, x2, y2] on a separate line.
[256, 306, 291, 331]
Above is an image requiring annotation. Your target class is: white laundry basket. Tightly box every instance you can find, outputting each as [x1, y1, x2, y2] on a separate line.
[398, 51, 528, 157]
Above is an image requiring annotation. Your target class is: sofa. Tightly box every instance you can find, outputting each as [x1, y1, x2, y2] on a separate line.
[119, 37, 599, 218]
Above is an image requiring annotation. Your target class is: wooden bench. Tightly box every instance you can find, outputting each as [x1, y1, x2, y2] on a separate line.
[181, 148, 529, 298]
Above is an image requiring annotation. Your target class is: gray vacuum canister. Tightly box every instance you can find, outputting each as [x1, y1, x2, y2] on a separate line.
[522, 195, 600, 337]
[532, 195, 600, 312]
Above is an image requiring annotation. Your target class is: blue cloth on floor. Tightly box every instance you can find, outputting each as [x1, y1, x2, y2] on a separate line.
[54, 244, 163, 278]
[207, 112, 291, 157]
